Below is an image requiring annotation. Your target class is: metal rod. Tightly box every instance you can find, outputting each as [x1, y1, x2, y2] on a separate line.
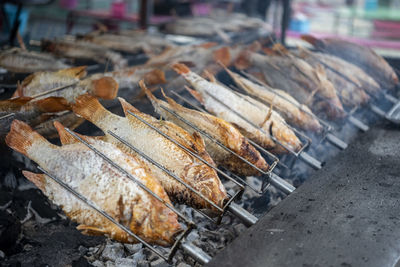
[370, 104, 387, 117]
[31, 81, 79, 99]
[126, 110, 245, 190]
[348, 115, 369, 132]
[384, 93, 399, 104]
[299, 152, 323, 170]
[107, 130, 224, 213]
[37, 166, 169, 261]
[325, 133, 348, 150]
[181, 242, 212, 265]
[269, 172, 295, 194]
[64, 128, 194, 225]
[227, 202, 258, 227]
[0, 113, 15, 121]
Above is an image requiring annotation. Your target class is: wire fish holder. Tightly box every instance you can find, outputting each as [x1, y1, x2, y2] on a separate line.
[34, 129, 214, 264]
[237, 71, 348, 150]
[169, 90, 296, 195]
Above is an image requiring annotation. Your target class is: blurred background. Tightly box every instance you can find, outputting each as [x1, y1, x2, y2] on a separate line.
[1, 0, 400, 57]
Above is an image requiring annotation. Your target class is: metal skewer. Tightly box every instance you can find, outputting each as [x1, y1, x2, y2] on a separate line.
[31, 81, 79, 99]
[0, 113, 15, 121]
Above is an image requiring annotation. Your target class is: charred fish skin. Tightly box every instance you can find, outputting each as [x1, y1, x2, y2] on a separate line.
[302, 35, 399, 90]
[224, 66, 323, 133]
[236, 50, 346, 120]
[173, 63, 303, 155]
[16, 66, 119, 104]
[293, 48, 370, 108]
[6, 120, 181, 246]
[72, 94, 227, 210]
[141, 81, 269, 177]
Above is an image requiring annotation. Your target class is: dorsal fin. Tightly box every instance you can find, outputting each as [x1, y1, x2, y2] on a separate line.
[212, 47, 231, 67]
[184, 86, 204, 105]
[203, 70, 217, 83]
[57, 66, 87, 79]
[53, 121, 105, 145]
[118, 97, 140, 116]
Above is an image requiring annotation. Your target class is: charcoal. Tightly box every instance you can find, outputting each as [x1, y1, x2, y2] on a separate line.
[177, 263, 191, 267]
[150, 258, 169, 267]
[4, 171, 17, 189]
[114, 258, 138, 267]
[78, 245, 89, 255]
[137, 260, 150, 267]
[0, 249, 5, 259]
[101, 242, 124, 261]
[72, 256, 93, 267]
[0, 210, 21, 255]
[123, 243, 142, 254]
[91, 260, 105, 267]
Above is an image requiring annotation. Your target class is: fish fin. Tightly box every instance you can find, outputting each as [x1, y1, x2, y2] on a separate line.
[160, 88, 181, 108]
[172, 63, 190, 75]
[262, 47, 275, 55]
[143, 69, 166, 85]
[19, 73, 35, 90]
[177, 61, 196, 68]
[272, 43, 289, 55]
[184, 86, 204, 105]
[0, 97, 33, 108]
[12, 81, 24, 97]
[90, 77, 119, 100]
[76, 225, 107, 236]
[35, 97, 71, 113]
[203, 70, 216, 83]
[5, 120, 50, 157]
[234, 51, 251, 70]
[22, 171, 46, 192]
[139, 80, 159, 105]
[118, 97, 140, 116]
[58, 66, 87, 79]
[73, 94, 109, 123]
[198, 42, 218, 49]
[54, 120, 105, 145]
[212, 47, 231, 67]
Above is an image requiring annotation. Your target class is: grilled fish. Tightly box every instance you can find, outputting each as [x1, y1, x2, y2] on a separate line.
[34, 111, 85, 139]
[6, 120, 181, 246]
[90, 67, 166, 90]
[41, 38, 127, 70]
[0, 48, 69, 73]
[14, 66, 119, 103]
[0, 97, 70, 140]
[82, 32, 172, 55]
[141, 81, 269, 176]
[72, 94, 227, 209]
[293, 47, 370, 107]
[224, 67, 323, 133]
[302, 35, 398, 90]
[173, 63, 302, 154]
[235, 47, 346, 119]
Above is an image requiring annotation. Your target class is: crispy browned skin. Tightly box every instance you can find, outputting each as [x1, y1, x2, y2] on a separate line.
[6, 120, 181, 246]
[72, 94, 227, 210]
[302, 35, 398, 91]
[142, 81, 269, 176]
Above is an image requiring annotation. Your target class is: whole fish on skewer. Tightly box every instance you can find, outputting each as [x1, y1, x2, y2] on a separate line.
[223, 66, 323, 133]
[173, 63, 302, 155]
[72, 94, 227, 210]
[81, 32, 173, 55]
[6, 120, 181, 246]
[301, 35, 398, 90]
[14, 66, 119, 103]
[41, 38, 127, 70]
[293, 47, 370, 108]
[0, 48, 69, 73]
[235, 45, 346, 119]
[141, 81, 269, 177]
[0, 97, 70, 141]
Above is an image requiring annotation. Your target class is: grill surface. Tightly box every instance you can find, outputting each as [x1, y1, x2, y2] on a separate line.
[207, 121, 400, 267]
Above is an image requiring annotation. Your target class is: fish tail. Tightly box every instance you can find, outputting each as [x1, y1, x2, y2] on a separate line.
[35, 97, 71, 112]
[90, 77, 119, 100]
[22, 171, 46, 192]
[234, 50, 251, 70]
[73, 94, 110, 124]
[172, 63, 190, 75]
[139, 80, 158, 104]
[143, 69, 166, 85]
[212, 47, 231, 67]
[53, 121, 79, 145]
[5, 120, 51, 157]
